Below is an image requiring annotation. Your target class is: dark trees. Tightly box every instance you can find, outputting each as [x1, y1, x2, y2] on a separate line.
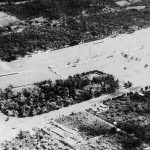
[0, 70, 119, 117]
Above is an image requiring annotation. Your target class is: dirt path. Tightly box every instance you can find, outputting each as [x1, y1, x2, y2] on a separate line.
[0, 88, 131, 142]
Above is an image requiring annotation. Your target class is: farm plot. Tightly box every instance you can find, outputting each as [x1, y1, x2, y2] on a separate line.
[56, 111, 114, 137]
[56, 110, 145, 150]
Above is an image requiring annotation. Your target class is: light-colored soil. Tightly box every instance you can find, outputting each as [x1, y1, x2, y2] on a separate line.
[115, 1, 131, 7]
[0, 12, 18, 28]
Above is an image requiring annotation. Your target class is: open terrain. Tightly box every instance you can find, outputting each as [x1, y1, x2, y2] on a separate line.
[0, 26, 150, 148]
[0, 0, 150, 150]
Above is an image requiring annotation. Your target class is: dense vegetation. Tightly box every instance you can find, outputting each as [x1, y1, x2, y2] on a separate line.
[0, 0, 150, 61]
[0, 0, 114, 19]
[98, 88, 150, 145]
[0, 70, 119, 117]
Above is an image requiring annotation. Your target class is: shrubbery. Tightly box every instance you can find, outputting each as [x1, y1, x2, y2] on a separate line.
[100, 88, 150, 144]
[0, 70, 119, 117]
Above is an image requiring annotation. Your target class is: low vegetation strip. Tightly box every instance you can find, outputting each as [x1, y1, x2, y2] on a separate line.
[0, 126, 80, 150]
[0, 70, 119, 117]
[0, 123, 126, 150]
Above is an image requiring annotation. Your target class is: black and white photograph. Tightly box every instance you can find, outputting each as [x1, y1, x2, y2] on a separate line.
[0, 0, 150, 149]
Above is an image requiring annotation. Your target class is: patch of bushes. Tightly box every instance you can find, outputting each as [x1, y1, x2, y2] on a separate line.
[99, 88, 150, 144]
[124, 81, 132, 88]
[0, 70, 119, 117]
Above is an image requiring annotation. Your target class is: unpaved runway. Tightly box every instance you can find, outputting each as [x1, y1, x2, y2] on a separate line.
[0, 27, 150, 89]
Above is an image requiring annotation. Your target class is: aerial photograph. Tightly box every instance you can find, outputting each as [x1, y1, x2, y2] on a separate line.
[0, 0, 150, 149]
